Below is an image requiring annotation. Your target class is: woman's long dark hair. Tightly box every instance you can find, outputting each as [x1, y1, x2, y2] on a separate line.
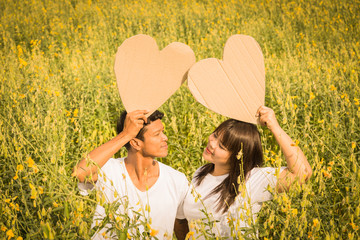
[194, 119, 264, 213]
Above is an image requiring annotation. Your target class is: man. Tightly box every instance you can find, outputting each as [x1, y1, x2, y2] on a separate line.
[74, 110, 189, 239]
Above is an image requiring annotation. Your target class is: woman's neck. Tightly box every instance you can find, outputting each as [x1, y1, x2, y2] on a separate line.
[211, 164, 230, 176]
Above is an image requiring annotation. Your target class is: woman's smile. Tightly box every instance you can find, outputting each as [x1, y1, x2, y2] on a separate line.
[205, 146, 212, 155]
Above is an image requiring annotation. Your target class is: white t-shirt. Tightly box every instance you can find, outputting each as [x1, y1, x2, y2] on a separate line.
[78, 157, 189, 240]
[182, 166, 285, 239]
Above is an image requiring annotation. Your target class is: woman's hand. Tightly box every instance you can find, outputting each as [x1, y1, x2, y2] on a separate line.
[256, 106, 280, 132]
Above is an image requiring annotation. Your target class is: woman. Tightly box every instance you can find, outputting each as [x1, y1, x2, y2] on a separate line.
[182, 106, 312, 239]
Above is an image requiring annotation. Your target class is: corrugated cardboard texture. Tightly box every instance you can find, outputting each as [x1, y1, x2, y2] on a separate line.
[188, 34, 265, 124]
[115, 34, 196, 115]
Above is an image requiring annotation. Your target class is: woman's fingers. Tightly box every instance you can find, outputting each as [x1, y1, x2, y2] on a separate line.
[256, 106, 279, 129]
[256, 106, 269, 126]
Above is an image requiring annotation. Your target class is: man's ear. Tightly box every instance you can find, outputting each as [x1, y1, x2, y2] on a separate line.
[129, 138, 142, 151]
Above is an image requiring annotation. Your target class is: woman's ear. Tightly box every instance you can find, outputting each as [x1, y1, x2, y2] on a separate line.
[129, 138, 142, 151]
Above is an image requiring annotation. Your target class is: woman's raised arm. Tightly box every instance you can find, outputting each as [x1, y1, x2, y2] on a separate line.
[257, 106, 312, 192]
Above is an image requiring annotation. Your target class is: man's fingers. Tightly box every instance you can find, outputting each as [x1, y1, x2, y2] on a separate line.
[135, 119, 146, 127]
[128, 110, 149, 123]
[138, 114, 148, 124]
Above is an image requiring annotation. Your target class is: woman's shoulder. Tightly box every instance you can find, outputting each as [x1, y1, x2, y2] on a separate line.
[247, 166, 286, 187]
[191, 165, 212, 181]
[193, 166, 204, 177]
[249, 166, 281, 177]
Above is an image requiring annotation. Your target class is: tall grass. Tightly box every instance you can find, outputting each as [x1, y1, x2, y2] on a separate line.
[0, 0, 359, 239]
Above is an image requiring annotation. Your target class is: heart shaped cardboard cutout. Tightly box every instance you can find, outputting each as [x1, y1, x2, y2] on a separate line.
[115, 34, 196, 115]
[188, 34, 265, 124]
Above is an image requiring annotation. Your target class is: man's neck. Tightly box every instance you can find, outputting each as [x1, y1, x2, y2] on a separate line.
[125, 152, 159, 191]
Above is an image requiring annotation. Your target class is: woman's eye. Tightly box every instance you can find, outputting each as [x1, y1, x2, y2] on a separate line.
[219, 144, 225, 150]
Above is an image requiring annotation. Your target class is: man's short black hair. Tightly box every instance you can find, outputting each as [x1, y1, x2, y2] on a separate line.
[116, 110, 164, 150]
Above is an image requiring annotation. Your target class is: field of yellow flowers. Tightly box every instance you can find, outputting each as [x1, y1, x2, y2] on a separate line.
[0, 0, 359, 239]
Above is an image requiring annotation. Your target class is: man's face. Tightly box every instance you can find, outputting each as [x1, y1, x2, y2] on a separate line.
[139, 119, 168, 158]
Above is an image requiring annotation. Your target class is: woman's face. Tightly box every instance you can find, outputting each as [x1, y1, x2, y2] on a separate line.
[203, 132, 231, 167]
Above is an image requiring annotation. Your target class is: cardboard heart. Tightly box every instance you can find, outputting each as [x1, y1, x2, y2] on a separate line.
[188, 34, 265, 124]
[114, 34, 195, 115]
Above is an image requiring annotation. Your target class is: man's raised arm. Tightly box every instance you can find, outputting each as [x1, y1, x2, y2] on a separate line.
[73, 110, 148, 182]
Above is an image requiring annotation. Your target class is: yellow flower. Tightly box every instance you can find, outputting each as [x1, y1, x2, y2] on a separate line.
[146, 223, 159, 236]
[352, 142, 356, 149]
[19, 58, 28, 67]
[6, 229, 14, 239]
[313, 218, 319, 227]
[309, 92, 315, 100]
[27, 157, 35, 168]
[354, 98, 359, 105]
[1, 226, 7, 231]
[321, 169, 331, 178]
[186, 231, 194, 239]
[17, 237, 23, 240]
[73, 109, 79, 117]
[13, 174, 18, 180]
[33, 165, 39, 173]
[17, 164, 24, 171]
[38, 186, 44, 194]
[29, 183, 37, 199]
[150, 228, 159, 237]
[330, 85, 337, 91]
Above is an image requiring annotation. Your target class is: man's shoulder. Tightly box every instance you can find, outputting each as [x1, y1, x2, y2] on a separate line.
[100, 157, 126, 175]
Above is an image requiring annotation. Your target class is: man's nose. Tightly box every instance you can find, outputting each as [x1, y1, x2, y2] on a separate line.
[162, 133, 168, 141]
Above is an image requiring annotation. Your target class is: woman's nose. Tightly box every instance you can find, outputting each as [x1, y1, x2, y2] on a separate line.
[209, 135, 216, 148]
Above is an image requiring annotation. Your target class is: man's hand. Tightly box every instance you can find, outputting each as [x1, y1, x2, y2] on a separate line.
[123, 110, 148, 138]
